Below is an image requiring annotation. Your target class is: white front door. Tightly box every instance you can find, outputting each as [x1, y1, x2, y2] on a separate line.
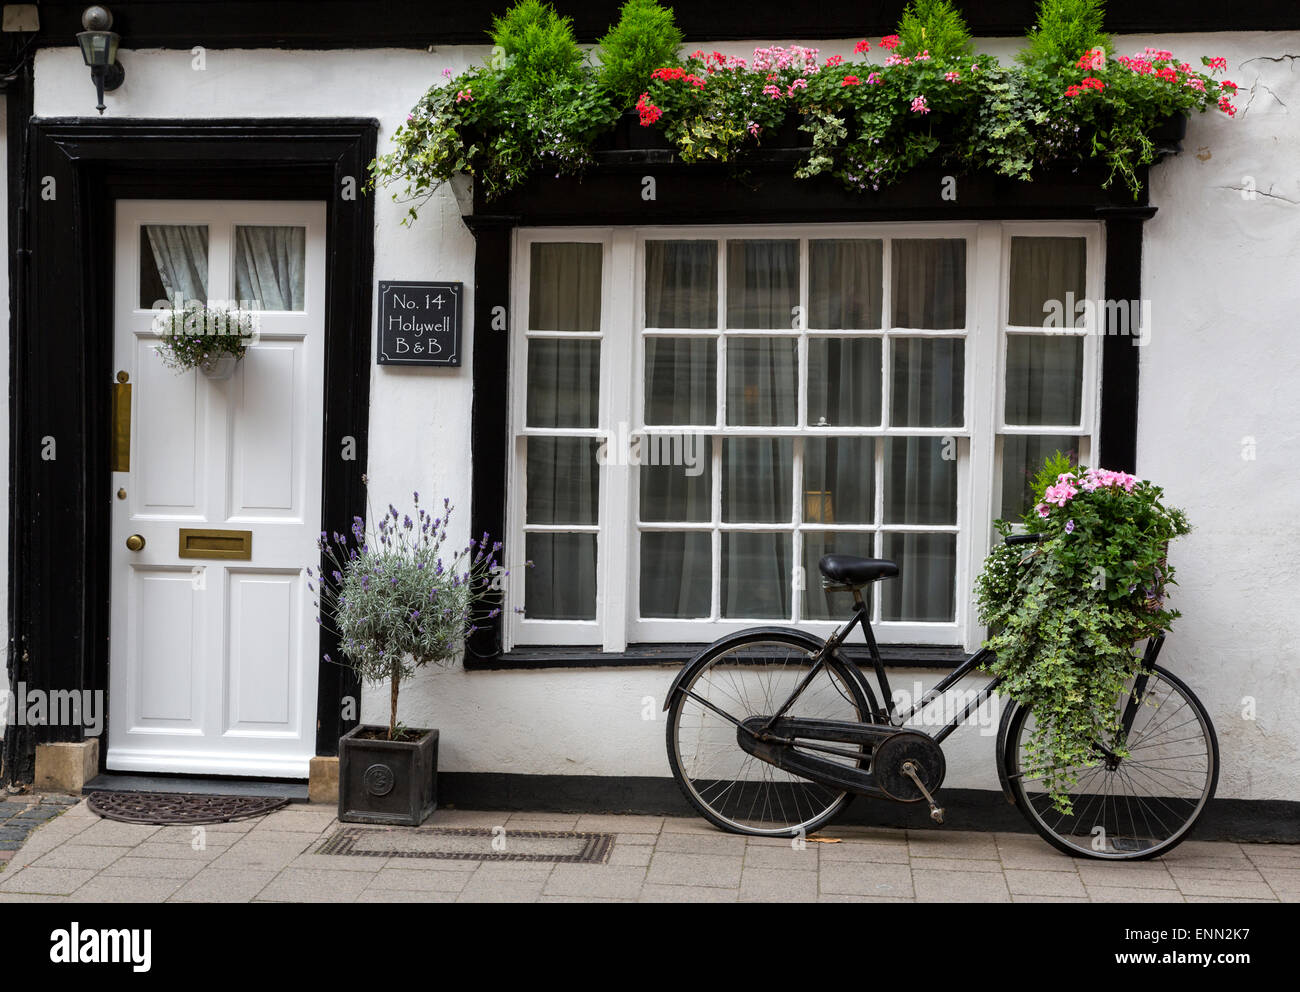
[108, 200, 327, 778]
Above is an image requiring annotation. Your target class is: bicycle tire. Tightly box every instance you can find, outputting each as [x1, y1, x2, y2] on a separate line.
[1001, 663, 1219, 860]
[666, 630, 878, 838]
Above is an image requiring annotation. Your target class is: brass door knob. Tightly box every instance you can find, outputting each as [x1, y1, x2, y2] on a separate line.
[125, 534, 145, 552]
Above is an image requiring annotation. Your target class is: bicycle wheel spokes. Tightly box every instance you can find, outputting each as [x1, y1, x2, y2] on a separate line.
[1011, 668, 1216, 859]
[671, 639, 866, 836]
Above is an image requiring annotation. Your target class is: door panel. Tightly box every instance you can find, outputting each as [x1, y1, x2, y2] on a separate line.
[109, 200, 326, 778]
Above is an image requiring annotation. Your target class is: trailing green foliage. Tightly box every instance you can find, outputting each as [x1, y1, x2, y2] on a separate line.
[896, 0, 974, 58]
[1021, 0, 1112, 67]
[597, 0, 684, 109]
[974, 454, 1191, 812]
[153, 303, 255, 373]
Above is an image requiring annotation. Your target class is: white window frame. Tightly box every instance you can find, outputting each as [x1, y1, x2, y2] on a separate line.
[506, 221, 1102, 654]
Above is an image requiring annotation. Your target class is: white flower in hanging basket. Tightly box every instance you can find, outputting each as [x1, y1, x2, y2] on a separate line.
[152, 302, 258, 377]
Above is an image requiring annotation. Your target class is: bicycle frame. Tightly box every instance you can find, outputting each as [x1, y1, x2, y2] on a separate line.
[763, 587, 1004, 746]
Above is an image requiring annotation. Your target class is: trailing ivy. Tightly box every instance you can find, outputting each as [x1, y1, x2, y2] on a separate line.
[974, 453, 1192, 813]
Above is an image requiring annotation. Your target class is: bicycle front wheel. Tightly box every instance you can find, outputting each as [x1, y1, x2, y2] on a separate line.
[1003, 664, 1219, 860]
[666, 631, 877, 838]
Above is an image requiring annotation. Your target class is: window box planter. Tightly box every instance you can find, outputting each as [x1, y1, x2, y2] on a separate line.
[605, 110, 675, 151]
[338, 724, 439, 826]
[1152, 111, 1189, 157]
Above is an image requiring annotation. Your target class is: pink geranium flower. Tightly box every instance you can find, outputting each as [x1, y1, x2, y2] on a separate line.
[910, 95, 930, 114]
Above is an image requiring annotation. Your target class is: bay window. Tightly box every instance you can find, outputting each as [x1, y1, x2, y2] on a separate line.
[508, 223, 1100, 652]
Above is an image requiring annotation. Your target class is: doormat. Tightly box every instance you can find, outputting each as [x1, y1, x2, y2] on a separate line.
[87, 791, 290, 825]
[318, 825, 615, 864]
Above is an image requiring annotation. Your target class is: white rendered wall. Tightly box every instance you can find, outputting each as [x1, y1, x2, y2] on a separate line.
[30, 34, 1300, 801]
[0, 99, 7, 740]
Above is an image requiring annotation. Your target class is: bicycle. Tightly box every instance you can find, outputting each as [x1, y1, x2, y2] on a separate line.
[664, 533, 1219, 860]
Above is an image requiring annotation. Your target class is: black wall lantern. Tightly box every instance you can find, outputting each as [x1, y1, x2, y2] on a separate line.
[76, 5, 125, 114]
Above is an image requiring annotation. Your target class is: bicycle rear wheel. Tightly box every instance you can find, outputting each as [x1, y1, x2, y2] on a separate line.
[1003, 664, 1218, 860]
[666, 631, 877, 837]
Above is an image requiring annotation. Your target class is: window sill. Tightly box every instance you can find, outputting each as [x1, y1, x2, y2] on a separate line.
[465, 642, 971, 672]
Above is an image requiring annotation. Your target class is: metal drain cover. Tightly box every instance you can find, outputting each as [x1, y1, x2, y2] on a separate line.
[319, 825, 614, 864]
[87, 790, 291, 825]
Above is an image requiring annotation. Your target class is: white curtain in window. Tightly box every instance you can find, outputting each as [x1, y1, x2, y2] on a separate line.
[234, 225, 306, 311]
[530, 243, 602, 330]
[1008, 236, 1086, 327]
[144, 225, 208, 306]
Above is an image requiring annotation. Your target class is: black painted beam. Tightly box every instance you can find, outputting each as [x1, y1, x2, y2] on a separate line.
[18, 1, 1300, 51]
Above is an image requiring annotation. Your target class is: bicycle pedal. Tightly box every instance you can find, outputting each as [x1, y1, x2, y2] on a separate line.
[930, 807, 945, 825]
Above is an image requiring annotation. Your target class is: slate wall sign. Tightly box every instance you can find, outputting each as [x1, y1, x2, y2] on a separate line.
[377, 281, 462, 366]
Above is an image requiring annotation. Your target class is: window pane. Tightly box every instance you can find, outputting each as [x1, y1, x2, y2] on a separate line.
[722, 532, 792, 618]
[526, 437, 600, 525]
[803, 437, 875, 524]
[234, 225, 306, 310]
[529, 242, 602, 331]
[802, 530, 875, 621]
[890, 338, 965, 428]
[723, 438, 792, 523]
[809, 239, 883, 329]
[883, 437, 957, 525]
[645, 240, 717, 328]
[808, 337, 882, 426]
[526, 339, 599, 428]
[726, 337, 797, 426]
[1004, 336, 1084, 426]
[880, 533, 955, 622]
[891, 239, 966, 329]
[525, 533, 596, 620]
[1009, 236, 1086, 328]
[640, 532, 712, 618]
[140, 225, 208, 308]
[726, 240, 798, 328]
[1000, 434, 1083, 520]
[645, 337, 716, 425]
[640, 449, 711, 523]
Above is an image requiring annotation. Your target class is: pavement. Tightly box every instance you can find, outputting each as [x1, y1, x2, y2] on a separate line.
[0, 797, 1295, 903]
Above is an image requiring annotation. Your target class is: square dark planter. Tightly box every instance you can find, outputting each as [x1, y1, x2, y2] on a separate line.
[338, 724, 438, 826]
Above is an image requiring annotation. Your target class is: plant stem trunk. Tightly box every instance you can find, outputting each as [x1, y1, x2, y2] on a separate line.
[389, 659, 400, 741]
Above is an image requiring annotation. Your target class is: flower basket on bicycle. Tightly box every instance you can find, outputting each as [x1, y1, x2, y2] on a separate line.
[663, 453, 1217, 860]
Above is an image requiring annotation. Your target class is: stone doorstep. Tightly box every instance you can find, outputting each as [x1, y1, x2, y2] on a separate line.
[34, 740, 100, 793]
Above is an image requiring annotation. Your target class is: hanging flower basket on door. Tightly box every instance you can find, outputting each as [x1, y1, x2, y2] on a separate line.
[152, 302, 257, 378]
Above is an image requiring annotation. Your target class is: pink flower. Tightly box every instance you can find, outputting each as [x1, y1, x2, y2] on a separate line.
[1036, 504, 1051, 518]
[826, 54, 844, 67]
[455, 88, 473, 103]
[944, 70, 961, 82]
[916, 50, 931, 61]
[748, 121, 760, 136]
[1185, 77, 1206, 91]
[762, 84, 783, 99]
[1218, 95, 1237, 116]
[867, 72, 881, 84]
[787, 78, 808, 96]
[884, 53, 904, 67]
[1043, 482, 1078, 507]
[441, 67, 453, 79]
[1206, 56, 1228, 72]
[910, 95, 930, 114]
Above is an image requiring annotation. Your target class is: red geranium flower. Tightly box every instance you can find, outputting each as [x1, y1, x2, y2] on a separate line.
[854, 39, 871, 55]
[842, 75, 861, 86]
[880, 35, 900, 50]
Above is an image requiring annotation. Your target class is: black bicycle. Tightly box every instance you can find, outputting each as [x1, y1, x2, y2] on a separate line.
[664, 533, 1219, 860]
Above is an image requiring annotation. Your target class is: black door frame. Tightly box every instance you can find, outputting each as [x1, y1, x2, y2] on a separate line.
[5, 118, 376, 781]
